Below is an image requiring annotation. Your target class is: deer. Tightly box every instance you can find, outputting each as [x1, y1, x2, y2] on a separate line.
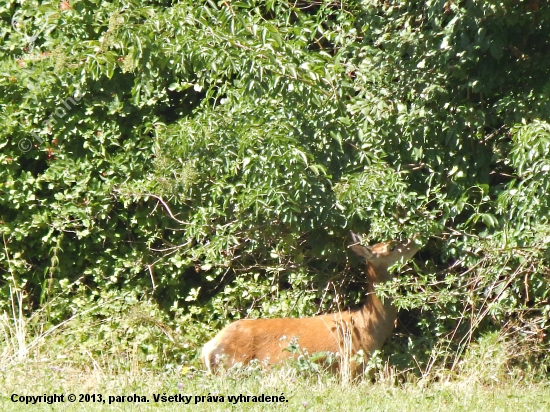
[201, 231, 419, 375]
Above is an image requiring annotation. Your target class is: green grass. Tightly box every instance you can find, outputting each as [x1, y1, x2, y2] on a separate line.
[1, 361, 550, 411]
[1, 292, 548, 411]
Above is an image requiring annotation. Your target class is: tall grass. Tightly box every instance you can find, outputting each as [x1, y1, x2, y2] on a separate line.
[2, 234, 28, 362]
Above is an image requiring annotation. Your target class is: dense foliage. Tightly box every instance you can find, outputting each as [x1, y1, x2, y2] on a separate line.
[1, 0, 549, 373]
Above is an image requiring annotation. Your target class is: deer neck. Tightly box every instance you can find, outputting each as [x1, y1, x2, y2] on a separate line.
[355, 265, 398, 351]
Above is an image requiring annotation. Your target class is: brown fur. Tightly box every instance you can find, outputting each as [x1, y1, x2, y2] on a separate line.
[201, 232, 418, 373]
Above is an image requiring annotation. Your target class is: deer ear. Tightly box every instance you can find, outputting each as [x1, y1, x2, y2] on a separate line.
[349, 231, 375, 261]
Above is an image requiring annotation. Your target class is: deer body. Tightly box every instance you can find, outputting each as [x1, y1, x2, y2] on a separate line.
[201, 232, 418, 373]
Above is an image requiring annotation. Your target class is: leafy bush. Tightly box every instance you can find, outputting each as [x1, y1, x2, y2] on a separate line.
[1, 0, 549, 375]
